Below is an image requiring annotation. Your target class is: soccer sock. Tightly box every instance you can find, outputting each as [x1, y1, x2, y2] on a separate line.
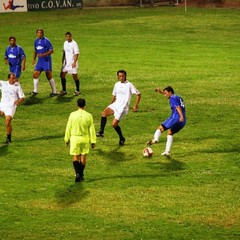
[61, 77, 66, 91]
[7, 134, 11, 141]
[49, 78, 57, 93]
[75, 79, 80, 92]
[33, 78, 39, 93]
[73, 161, 80, 174]
[114, 125, 124, 140]
[79, 162, 85, 177]
[153, 129, 161, 142]
[100, 117, 107, 133]
[165, 135, 173, 153]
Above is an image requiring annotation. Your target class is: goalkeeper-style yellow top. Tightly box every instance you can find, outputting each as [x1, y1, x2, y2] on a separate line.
[64, 109, 96, 144]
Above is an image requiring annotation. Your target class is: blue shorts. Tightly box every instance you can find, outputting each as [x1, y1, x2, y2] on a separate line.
[35, 60, 52, 72]
[10, 65, 21, 78]
[162, 117, 186, 134]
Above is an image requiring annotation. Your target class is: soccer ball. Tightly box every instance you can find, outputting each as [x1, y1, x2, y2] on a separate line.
[143, 147, 153, 157]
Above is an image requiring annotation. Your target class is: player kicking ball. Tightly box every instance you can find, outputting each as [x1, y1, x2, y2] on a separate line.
[147, 86, 186, 157]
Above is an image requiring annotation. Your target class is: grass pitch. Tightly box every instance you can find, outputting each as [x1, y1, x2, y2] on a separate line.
[0, 6, 239, 240]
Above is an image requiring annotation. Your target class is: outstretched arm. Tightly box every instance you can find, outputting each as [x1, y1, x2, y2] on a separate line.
[155, 87, 164, 94]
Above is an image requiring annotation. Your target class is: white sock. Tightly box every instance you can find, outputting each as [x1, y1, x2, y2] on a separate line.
[49, 78, 56, 93]
[165, 135, 173, 153]
[153, 129, 161, 142]
[33, 78, 39, 93]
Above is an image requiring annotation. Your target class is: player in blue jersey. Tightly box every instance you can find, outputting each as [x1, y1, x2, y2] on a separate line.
[4, 36, 26, 81]
[147, 86, 186, 157]
[30, 28, 57, 97]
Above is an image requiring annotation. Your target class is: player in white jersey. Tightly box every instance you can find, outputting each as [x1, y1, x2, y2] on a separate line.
[59, 32, 80, 96]
[96, 70, 141, 146]
[0, 73, 25, 144]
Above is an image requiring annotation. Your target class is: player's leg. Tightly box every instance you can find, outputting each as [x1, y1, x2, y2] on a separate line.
[112, 118, 125, 146]
[96, 107, 114, 137]
[72, 155, 82, 182]
[5, 115, 13, 144]
[31, 69, 41, 94]
[147, 125, 165, 145]
[60, 71, 67, 95]
[45, 71, 57, 96]
[72, 73, 80, 96]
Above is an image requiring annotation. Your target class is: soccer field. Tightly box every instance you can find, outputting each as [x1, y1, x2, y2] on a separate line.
[0, 6, 239, 239]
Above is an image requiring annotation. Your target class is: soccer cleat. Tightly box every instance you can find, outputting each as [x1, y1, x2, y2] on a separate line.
[119, 137, 125, 146]
[29, 91, 38, 95]
[96, 131, 104, 137]
[50, 93, 58, 97]
[73, 91, 81, 96]
[75, 173, 81, 182]
[5, 138, 12, 144]
[161, 151, 170, 157]
[146, 139, 159, 145]
[59, 91, 67, 96]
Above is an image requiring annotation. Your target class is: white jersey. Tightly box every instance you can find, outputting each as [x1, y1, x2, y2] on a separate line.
[111, 80, 140, 113]
[63, 39, 80, 67]
[0, 80, 25, 107]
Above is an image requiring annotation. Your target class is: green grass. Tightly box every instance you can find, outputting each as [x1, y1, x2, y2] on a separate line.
[0, 6, 239, 240]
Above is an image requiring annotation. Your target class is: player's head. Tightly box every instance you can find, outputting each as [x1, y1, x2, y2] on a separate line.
[117, 70, 127, 83]
[163, 86, 174, 98]
[36, 28, 44, 38]
[65, 31, 72, 42]
[9, 36, 16, 47]
[8, 73, 17, 84]
[77, 98, 86, 108]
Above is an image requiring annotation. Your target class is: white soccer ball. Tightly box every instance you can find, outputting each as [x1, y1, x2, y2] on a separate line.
[143, 147, 153, 157]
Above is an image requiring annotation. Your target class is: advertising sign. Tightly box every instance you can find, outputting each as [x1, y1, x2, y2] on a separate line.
[0, 0, 28, 13]
[27, 0, 83, 11]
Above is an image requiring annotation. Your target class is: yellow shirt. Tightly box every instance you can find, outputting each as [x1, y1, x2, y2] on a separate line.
[64, 109, 96, 144]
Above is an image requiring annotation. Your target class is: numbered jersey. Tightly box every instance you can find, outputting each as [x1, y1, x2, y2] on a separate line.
[169, 94, 186, 121]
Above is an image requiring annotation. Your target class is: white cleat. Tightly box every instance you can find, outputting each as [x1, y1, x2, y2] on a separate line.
[161, 151, 170, 157]
[146, 139, 159, 145]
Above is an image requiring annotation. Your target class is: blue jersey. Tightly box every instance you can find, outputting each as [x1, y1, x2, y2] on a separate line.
[4, 45, 25, 67]
[34, 37, 53, 63]
[169, 94, 186, 121]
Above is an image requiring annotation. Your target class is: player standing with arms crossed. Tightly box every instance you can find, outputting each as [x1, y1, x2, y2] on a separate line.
[147, 86, 186, 157]
[30, 28, 58, 97]
[59, 32, 81, 96]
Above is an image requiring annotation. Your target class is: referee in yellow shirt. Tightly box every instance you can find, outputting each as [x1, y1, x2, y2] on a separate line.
[65, 98, 96, 182]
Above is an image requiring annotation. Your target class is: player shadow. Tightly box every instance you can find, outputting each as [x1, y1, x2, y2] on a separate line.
[23, 95, 49, 105]
[0, 144, 9, 156]
[55, 182, 89, 207]
[55, 95, 75, 103]
[95, 147, 134, 164]
[23, 134, 63, 142]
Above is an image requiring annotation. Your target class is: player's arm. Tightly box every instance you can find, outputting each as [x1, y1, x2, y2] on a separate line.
[15, 97, 25, 106]
[132, 93, 141, 112]
[38, 49, 53, 58]
[155, 87, 164, 94]
[110, 95, 116, 104]
[32, 50, 37, 66]
[62, 50, 65, 66]
[72, 53, 79, 68]
[176, 106, 184, 122]
[21, 57, 26, 71]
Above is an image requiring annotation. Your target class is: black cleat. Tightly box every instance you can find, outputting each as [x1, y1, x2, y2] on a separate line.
[59, 91, 67, 96]
[29, 91, 38, 95]
[96, 131, 104, 137]
[50, 93, 59, 97]
[5, 139, 12, 144]
[75, 173, 81, 182]
[119, 137, 125, 146]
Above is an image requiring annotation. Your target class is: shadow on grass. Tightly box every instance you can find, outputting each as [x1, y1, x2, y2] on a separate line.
[55, 182, 89, 207]
[55, 95, 75, 103]
[95, 147, 131, 163]
[23, 95, 49, 105]
[23, 134, 63, 142]
[0, 144, 9, 156]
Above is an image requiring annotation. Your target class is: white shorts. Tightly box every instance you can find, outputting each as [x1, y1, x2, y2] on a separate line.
[108, 102, 128, 121]
[0, 103, 17, 117]
[62, 64, 78, 75]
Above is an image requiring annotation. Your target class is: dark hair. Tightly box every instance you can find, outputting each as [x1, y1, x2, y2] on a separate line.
[77, 98, 86, 108]
[9, 36, 16, 41]
[117, 70, 127, 77]
[8, 73, 16, 78]
[65, 32, 72, 36]
[36, 28, 44, 34]
[163, 86, 174, 94]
